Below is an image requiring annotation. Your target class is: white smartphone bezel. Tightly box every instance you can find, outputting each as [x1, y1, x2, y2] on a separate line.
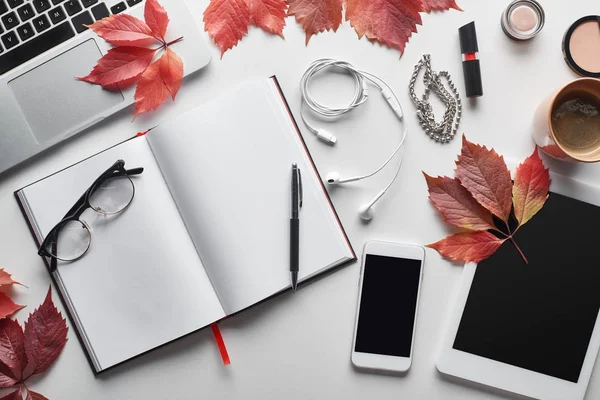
[351, 240, 425, 372]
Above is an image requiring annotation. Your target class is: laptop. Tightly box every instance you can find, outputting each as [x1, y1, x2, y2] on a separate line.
[0, 0, 211, 174]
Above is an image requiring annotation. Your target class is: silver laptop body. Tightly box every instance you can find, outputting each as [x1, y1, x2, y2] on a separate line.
[0, 0, 210, 174]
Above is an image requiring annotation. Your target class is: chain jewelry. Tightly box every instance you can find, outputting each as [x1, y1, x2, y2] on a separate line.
[409, 54, 462, 143]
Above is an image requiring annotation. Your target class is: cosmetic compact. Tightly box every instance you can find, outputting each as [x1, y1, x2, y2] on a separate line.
[501, 0, 545, 40]
[563, 16, 600, 78]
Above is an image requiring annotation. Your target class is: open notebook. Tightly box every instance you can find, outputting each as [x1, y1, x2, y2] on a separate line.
[15, 78, 355, 373]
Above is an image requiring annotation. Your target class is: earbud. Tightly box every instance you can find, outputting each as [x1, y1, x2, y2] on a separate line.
[358, 203, 375, 221]
[326, 172, 362, 185]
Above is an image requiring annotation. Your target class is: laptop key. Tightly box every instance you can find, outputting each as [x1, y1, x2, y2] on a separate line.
[0, 0, 7, 15]
[81, 0, 96, 7]
[33, 0, 51, 13]
[16, 21, 33, 40]
[17, 3, 33, 21]
[126, 0, 141, 6]
[32, 14, 50, 32]
[71, 9, 91, 33]
[63, 0, 81, 15]
[1, 30, 18, 49]
[48, 5, 65, 23]
[51, 0, 63, 4]
[0, 21, 74, 75]
[90, 2, 107, 20]
[110, 1, 125, 14]
[6, 0, 23, 8]
[1, 11, 18, 30]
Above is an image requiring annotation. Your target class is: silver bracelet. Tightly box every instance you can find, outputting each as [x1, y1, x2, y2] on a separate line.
[409, 54, 462, 143]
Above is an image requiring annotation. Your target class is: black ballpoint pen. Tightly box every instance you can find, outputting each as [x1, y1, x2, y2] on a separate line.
[290, 163, 302, 291]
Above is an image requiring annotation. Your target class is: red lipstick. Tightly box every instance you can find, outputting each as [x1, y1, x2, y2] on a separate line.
[459, 22, 483, 98]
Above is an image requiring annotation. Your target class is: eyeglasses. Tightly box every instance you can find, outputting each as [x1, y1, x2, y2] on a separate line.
[38, 159, 144, 271]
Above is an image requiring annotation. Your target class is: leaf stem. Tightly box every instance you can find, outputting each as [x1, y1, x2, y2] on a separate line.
[165, 36, 184, 47]
[506, 225, 528, 264]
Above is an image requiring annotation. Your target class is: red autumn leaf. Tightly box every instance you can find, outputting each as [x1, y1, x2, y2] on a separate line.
[0, 271, 23, 288]
[23, 287, 68, 376]
[0, 320, 27, 379]
[455, 135, 513, 224]
[87, 14, 158, 47]
[144, 0, 170, 41]
[0, 390, 21, 400]
[428, 231, 505, 263]
[0, 364, 18, 388]
[346, 0, 423, 55]
[0, 294, 24, 321]
[423, 173, 495, 231]
[25, 390, 47, 400]
[203, 0, 250, 56]
[248, 0, 287, 38]
[287, 0, 342, 44]
[77, 47, 157, 90]
[513, 148, 550, 227]
[159, 47, 183, 100]
[420, 0, 462, 12]
[134, 48, 182, 116]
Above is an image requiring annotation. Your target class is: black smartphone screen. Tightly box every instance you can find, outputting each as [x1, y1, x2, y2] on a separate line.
[354, 254, 422, 357]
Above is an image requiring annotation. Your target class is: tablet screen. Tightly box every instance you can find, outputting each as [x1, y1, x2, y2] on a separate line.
[453, 192, 600, 383]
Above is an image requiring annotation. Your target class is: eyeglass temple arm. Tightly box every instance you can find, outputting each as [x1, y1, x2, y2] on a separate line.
[126, 167, 144, 175]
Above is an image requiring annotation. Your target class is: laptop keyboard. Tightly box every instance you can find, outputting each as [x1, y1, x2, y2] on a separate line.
[0, 0, 144, 76]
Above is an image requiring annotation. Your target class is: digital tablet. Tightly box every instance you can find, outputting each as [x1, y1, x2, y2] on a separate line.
[437, 171, 600, 400]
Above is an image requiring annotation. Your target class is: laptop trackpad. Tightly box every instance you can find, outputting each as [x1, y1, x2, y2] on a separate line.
[8, 39, 124, 144]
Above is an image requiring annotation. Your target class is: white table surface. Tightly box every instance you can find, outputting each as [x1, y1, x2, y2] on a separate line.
[2, 0, 600, 398]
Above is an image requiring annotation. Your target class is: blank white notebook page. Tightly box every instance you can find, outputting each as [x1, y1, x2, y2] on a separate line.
[148, 78, 352, 315]
[22, 139, 225, 371]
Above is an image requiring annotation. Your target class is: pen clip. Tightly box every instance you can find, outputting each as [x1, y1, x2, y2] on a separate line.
[298, 168, 303, 208]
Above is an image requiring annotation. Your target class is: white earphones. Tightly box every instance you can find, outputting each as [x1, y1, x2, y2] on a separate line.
[300, 59, 408, 220]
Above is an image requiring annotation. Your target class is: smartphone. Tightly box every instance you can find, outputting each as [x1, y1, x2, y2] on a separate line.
[351, 240, 425, 372]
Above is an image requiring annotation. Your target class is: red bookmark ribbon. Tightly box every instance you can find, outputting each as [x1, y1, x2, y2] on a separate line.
[211, 323, 230, 365]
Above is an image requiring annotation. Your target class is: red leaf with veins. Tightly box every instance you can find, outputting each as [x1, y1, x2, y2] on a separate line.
[0, 319, 27, 379]
[145, 0, 170, 41]
[513, 148, 550, 227]
[159, 47, 183, 100]
[0, 270, 23, 288]
[203, 0, 250, 56]
[287, 0, 343, 44]
[23, 287, 68, 375]
[25, 390, 48, 400]
[77, 47, 157, 90]
[420, 0, 462, 12]
[0, 390, 21, 400]
[346, 0, 423, 55]
[455, 135, 513, 224]
[87, 14, 158, 47]
[0, 364, 18, 388]
[0, 294, 24, 321]
[428, 231, 505, 263]
[424, 173, 496, 231]
[134, 52, 172, 116]
[248, 0, 287, 37]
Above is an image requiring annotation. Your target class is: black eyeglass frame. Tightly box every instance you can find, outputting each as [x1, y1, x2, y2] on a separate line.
[38, 159, 144, 271]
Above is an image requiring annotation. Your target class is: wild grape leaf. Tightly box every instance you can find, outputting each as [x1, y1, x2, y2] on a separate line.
[513, 149, 550, 227]
[23, 287, 68, 375]
[77, 47, 157, 90]
[455, 135, 513, 224]
[87, 14, 158, 47]
[0, 320, 27, 379]
[428, 231, 505, 263]
[346, 0, 423, 55]
[0, 363, 18, 388]
[134, 48, 182, 116]
[0, 294, 24, 321]
[25, 390, 48, 400]
[0, 270, 23, 288]
[423, 173, 495, 231]
[144, 0, 170, 41]
[287, 0, 343, 44]
[203, 0, 251, 55]
[0, 390, 21, 400]
[248, 0, 287, 37]
[420, 0, 462, 12]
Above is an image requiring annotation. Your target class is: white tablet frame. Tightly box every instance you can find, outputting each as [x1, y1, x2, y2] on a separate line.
[437, 168, 600, 400]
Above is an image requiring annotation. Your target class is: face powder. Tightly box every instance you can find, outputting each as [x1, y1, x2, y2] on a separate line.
[501, 0, 545, 40]
[563, 16, 600, 77]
